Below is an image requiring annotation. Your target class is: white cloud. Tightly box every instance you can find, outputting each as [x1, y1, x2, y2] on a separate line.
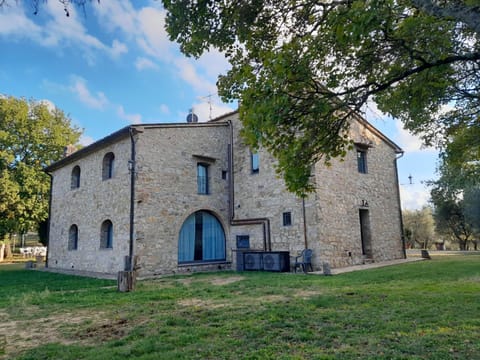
[394, 120, 435, 153]
[190, 100, 235, 123]
[0, 6, 43, 38]
[159, 104, 170, 114]
[111, 39, 128, 57]
[130, 5, 224, 99]
[175, 58, 218, 96]
[79, 134, 95, 146]
[69, 76, 109, 110]
[136, 7, 173, 62]
[37, 99, 56, 113]
[364, 99, 437, 154]
[94, 3, 226, 108]
[41, 1, 104, 48]
[117, 105, 142, 124]
[400, 184, 431, 210]
[362, 100, 387, 122]
[135, 57, 158, 71]
[0, 2, 128, 64]
[92, 0, 138, 35]
[195, 48, 231, 79]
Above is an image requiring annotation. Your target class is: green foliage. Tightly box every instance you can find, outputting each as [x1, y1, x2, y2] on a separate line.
[429, 166, 478, 250]
[1, 256, 480, 359]
[163, 0, 480, 195]
[403, 206, 436, 249]
[0, 96, 81, 237]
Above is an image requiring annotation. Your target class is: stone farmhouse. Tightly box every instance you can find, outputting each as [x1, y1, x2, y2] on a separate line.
[44, 110, 405, 277]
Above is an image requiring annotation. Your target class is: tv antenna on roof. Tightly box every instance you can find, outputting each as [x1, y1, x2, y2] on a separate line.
[198, 94, 213, 120]
[401, 174, 414, 186]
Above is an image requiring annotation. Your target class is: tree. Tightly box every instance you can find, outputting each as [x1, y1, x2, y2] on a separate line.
[429, 142, 480, 250]
[162, 0, 480, 195]
[0, 96, 81, 254]
[403, 206, 436, 249]
[429, 167, 476, 250]
[463, 186, 480, 250]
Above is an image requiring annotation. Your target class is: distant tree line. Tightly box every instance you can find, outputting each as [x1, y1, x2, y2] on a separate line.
[404, 192, 480, 251]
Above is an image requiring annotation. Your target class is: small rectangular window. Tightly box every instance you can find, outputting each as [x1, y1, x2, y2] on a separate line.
[222, 170, 227, 180]
[357, 149, 367, 174]
[197, 163, 209, 194]
[251, 152, 259, 173]
[236, 235, 250, 249]
[283, 212, 292, 226]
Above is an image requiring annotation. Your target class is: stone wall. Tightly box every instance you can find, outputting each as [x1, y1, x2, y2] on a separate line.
[47, 112, 404, 277]
[133, 123, 231, 276]
[48, 136, 132, 274]
[312, 118, 404, 268]
[227, 113, 314, 265]
[223, 112, 404, 271]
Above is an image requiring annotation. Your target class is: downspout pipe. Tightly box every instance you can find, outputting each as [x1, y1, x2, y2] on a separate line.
[302, 198, 308, 249]
[128, 127, 137, 271]
[45, 172, 53, 268]
[394, 151, 407, 259]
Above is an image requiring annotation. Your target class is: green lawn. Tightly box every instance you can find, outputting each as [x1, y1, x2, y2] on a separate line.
[0, 256, 479, 359]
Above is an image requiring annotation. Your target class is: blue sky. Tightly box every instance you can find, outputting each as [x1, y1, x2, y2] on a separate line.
[0, 0, 438, 210]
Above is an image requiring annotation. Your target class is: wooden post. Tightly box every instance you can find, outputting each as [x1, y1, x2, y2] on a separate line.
[117, 271, 136, 292]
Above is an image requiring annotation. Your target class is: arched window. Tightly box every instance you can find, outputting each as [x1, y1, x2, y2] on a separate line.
[71, 166, 81, 189]
[68, 224, 78, 250]
[102, 152, 115, 180]
[100, 220, 113, 249]
[178, 211, 225, 263]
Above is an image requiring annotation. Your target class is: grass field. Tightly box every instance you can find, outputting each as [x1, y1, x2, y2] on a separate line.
[0, 256, 479, 359]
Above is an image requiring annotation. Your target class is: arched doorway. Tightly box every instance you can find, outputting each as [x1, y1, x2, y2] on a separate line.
[178, 211, 226, 263]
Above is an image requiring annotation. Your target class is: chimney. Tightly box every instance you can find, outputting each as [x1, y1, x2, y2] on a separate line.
[63, 144, 77, 157]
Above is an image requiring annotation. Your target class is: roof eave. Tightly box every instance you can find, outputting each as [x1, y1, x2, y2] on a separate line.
[44, 126, 133, 173]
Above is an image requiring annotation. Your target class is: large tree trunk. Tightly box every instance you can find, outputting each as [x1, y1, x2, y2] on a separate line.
[4, 242, 12, 259]
[0, 243, 5, 262]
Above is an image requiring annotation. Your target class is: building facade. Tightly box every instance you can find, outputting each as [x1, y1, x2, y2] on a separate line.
[45, 111, 405, 277]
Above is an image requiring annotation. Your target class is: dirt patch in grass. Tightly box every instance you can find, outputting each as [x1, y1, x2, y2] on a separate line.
[74, 317, 132, 342]
[294, 289, 324, 299]
[209, 276, 245, 286]
[177, 275, 245, 287]
[177, 277, 194, 286]
[177, 298, 229, 309]
[0, 308, 136, 359]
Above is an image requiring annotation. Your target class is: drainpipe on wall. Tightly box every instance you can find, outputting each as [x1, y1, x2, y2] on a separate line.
[227, 120, 272, 251]
[394, 152, 407, 259]
[302, 198, 308, 249]
[45, 172, 53, 268]
[128, 127, 139, 271]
